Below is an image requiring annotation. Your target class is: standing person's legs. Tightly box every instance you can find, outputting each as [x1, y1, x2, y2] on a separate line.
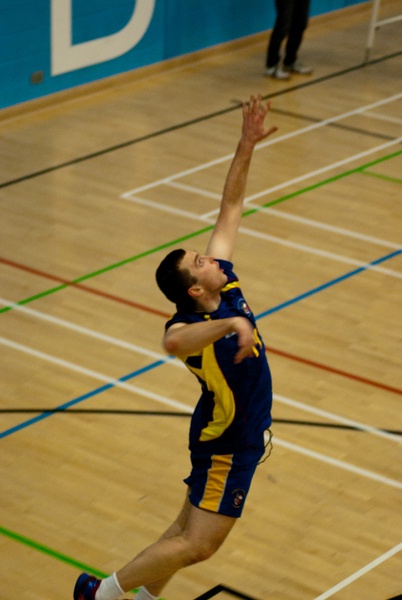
[283, 0, 310, 67]
[266, 0, 293, 68]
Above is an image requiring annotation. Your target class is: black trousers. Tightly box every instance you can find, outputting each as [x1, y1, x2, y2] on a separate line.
[266, 0, 310, 68]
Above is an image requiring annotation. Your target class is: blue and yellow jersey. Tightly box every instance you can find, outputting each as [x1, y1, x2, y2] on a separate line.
[165, 260, 272, 454]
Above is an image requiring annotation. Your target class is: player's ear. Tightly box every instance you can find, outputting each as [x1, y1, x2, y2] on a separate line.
[188, 284, 203, 299]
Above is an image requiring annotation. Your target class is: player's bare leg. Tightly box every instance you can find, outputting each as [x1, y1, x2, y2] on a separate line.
[116, 493, 236, 595]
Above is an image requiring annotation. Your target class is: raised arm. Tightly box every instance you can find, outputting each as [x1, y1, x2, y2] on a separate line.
[206, 95, 277, 262]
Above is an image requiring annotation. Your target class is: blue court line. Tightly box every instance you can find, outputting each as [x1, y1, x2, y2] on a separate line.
[256, 248, 402, 319]
[0, 360, 165, 440]
[1, 248, 401, 440]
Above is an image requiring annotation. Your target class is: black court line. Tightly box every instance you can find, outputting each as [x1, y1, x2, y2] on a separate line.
[194, 589, 402, 600]
[268, 106, 396, 141]
[193, 584, 260, 600]
[0, 51, 400, 191]
[1, 408, 401, 436]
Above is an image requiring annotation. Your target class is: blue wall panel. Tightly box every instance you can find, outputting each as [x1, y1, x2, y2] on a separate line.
[0, 0, 366, 110]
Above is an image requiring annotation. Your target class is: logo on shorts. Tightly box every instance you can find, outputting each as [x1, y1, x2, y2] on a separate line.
[232, 489, 246, 509]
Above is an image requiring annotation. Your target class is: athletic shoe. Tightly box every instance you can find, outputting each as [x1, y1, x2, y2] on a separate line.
[265, 65, 291, 80]
[283, 62, 313, 74]
[73, 573, 101, 600]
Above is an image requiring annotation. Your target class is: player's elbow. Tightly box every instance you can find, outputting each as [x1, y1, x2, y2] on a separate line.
[164, 333, 183, 356]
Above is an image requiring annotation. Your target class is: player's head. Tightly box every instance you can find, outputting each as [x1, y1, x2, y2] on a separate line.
[156, 249, 198, 311]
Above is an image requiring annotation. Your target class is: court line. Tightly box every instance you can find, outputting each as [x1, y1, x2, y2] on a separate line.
[2, 53, 401, 600]
[1, 145, 400, 317]
[114, 198, 402, 278]
[361, 170, 402, 185]
[121, 93, 402, 198]
[2, 247, 402, 444]
[166, 172, 400, 253]
[0, 257, 169, 317]
[0, 525, 143, 596]
[364, 111, 402, 126]
[252, 206, 401, 250]
[1, 335, 401, 488]
[167, 178, 401, 251]
[202, 142, 402, 220]
[255, 248, 402, 319]
[0, 524, 108, 580]
[0, 226, 213, 316]
[272, 437, 402, 489]
[1, 50, 400, 191]
[267, 345, 402, 397]
[1, 249, 401, 443]
[312, 541, 402, 600]
[2, 297, 401, 440]
[274, 394, 402, 443]
[0, 297, 184, 368]
[2, 296, 401, 397]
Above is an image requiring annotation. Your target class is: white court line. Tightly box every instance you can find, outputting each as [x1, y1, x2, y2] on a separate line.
[272, 436, 402, 490]
[236, 224, 402, 279]
[200, 135, 402, 219]
[312, 541, 402, 600]
[167, 180, 221, 200]
[0, 336, 187, 413]
[252, 207, 401, 250]
[2, 298, 400, 444]
[121, 92, 402, 198]
[126, 194, 202, 220]
[1, 336, 402, 489]
[164, 160, 401, 251]
[364, 110, 402, 126]
[274, 393, 402, 444]
[126, 194, 402, 279]
[0, 298, 185, 369]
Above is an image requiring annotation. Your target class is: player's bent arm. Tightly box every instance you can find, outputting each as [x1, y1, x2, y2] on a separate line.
[163, 317, 255, 361]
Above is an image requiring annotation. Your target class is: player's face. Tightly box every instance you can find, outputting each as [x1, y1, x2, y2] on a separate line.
[181, 250, 227, 294]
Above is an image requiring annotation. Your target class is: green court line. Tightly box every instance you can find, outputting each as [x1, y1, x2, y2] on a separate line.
[360, 169, 402, 185]
[243, 147, 402, 216]
[0, 524, 149, 595]
[0, 228, 212, 315]
[0, 524, 107, 579]
[2, 148, 401, 592]
[1, 147, 401, 317]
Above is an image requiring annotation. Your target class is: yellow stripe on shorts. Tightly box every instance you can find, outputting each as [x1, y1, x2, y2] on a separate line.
[199, 454, 233, 512]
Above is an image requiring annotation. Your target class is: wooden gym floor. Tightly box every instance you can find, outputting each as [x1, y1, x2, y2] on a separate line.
[0, 2, 401, 599]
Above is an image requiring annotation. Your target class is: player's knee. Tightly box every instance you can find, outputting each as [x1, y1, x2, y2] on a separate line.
[186, 539, 219, 565]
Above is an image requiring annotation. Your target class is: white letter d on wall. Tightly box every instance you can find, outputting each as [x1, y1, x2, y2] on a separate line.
[51, 0, 156, 76]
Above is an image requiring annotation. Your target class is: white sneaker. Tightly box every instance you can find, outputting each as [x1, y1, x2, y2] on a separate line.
[265, 65, 291, 80]
[283, 62, 313, 75]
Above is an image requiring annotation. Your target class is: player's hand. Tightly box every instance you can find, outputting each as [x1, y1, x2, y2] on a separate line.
[241, 94, 278, 145]
[231, 317, 257, 364]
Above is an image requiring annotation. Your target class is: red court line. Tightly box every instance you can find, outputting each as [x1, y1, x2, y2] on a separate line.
[2, 257, 401, 397]
[266, 346, 402, 396]
[0, 257, 168, 318]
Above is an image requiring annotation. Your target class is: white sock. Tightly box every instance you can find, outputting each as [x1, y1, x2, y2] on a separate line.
[95, 573, 125, 600]
[135, 586, 160, 600]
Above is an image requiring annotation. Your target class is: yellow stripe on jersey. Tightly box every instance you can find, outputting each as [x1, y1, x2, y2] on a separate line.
[221, 281, 240, 292]
[184, 338, 236, 442]
[199, 343, 236, 441]
[199, 454, 233, 512]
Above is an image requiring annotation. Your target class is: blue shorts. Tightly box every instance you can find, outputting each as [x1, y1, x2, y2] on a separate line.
[184, 436, 272, 518]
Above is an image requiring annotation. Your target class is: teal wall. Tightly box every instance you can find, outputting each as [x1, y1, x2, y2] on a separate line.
[1, 0, 366, 110]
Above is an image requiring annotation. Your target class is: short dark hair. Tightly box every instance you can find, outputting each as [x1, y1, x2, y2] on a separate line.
[155, 249, 197, 311]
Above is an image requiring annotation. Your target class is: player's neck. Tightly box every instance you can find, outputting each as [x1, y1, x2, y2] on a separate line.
[195, 292, 221, 313]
